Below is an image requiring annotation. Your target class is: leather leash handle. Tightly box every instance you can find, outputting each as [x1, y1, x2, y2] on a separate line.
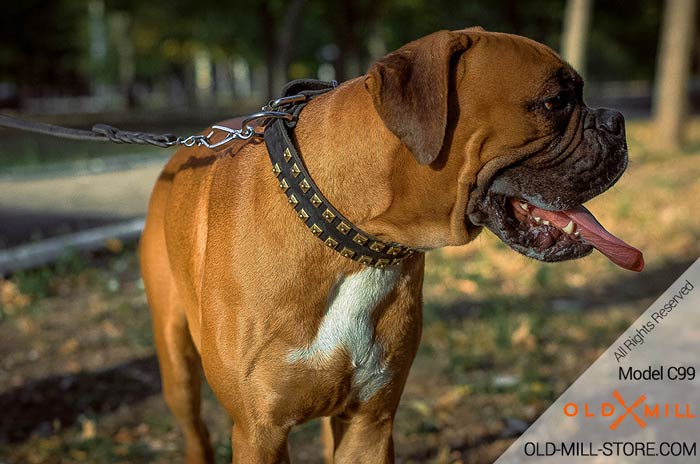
[0, 114, 178, 148]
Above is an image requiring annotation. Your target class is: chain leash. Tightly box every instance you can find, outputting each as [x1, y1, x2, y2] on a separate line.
[0, 93, 314, 151]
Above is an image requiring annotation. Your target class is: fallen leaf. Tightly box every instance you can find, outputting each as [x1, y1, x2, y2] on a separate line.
[66, 361, 82, 373]
[80, 418, 96, 440]
[511, 320, 536, 351]
[435, 385, 471, 411]
[0, 278, 30, 313]
[104, 238, 124, 254]
[100, 320, 122, 338]
[455, 279, 478, 295]
[16, 316, 38, 334]
[114, 427, 134, 444]
[408, 399, 432, 418]
[69, 449, 88, 461]
[60, 338, 79, 355]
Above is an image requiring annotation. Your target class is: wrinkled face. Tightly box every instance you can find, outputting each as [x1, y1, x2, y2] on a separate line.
[460, 34, 629, 262]
[366, 29, 640, 270]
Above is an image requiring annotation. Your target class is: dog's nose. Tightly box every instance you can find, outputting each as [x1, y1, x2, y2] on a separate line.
[596, 108, 625, 136]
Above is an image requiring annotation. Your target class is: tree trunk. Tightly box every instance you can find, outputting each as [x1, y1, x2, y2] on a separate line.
[334, 3, 362, 81]
[561, 0, 593, 77]
[87, 0, 108, 96]
[108, 11, 136, 108]
[653, 0, 698, 150]
[332, 1, 388, 80]
[261, 0, 307, 100]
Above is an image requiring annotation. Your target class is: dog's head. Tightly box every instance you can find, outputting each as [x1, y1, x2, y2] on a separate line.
[365, 28, 643, 271]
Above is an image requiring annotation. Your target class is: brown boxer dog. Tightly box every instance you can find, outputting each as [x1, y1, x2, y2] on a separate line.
[140, 28, 642, 463]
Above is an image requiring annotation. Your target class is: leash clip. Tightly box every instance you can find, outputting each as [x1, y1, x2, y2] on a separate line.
[264, 94, 307, 111]
[203, 125, 255, 148]
[172, 125, 255, 149]
[174, 111, 297, 149]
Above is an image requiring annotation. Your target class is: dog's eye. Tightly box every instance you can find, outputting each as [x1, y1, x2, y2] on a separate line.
[544, 92, 571, 111]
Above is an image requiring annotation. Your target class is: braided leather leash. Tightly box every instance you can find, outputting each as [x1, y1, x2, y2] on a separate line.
[0, 79, 337, 150]
[0, 114, 179, 148]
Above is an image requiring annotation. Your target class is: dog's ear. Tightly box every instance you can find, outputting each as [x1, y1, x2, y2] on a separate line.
[365, 30, 470, 165]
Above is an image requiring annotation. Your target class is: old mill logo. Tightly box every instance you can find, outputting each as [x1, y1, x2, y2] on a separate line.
[564, 390, 697, 430]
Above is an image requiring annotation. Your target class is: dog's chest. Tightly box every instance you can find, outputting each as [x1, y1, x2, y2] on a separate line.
[287, 267, 399, 401]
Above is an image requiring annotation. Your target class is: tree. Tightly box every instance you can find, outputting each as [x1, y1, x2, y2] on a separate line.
[561, 0, 593, 77]
[260, 0, 307, 99]
[326, 0, 385, 81]
[0, 0, 88, 99]
[653, 0, 698, 150]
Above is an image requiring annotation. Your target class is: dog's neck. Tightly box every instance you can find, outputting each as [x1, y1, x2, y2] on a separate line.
[291, 77, 476, 249]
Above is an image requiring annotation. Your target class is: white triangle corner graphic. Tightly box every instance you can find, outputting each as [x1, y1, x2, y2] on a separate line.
[496, 258, 700, 463]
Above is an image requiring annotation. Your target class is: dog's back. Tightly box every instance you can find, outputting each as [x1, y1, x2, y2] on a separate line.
[140, 120, 257, 349]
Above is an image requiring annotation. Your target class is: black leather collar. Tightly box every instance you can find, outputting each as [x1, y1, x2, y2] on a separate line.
[263, 81, 415, 268]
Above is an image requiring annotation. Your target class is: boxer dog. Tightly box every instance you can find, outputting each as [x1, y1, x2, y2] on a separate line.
[140, 28, 643, 463]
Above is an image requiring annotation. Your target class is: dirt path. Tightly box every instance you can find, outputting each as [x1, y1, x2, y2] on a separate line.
[0, 163, 163, 217]
[0, 163, 163, 248]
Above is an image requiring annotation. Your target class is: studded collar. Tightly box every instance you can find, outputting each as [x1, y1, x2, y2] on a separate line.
[263, 84, 415, 268]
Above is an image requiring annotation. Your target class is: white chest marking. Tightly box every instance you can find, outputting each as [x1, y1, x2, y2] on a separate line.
[287, 267, 399, 401]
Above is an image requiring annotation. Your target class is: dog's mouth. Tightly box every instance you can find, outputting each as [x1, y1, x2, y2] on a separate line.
[472, 192, 644, 272]
[465, 105, 644, 272]
[507, 196, 644, 271]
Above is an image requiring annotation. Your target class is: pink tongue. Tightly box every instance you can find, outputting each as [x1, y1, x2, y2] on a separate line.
[528, 204, 644, 272]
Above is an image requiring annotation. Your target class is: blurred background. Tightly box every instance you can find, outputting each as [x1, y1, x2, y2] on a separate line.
[0, 1, 698, 463]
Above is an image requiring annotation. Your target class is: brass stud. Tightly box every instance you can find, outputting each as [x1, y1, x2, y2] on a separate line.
[324, 237, 339, 249]
[391, 258, 403, 265]
[375, 258, 390, 268]
[340, 247, 356, 259]
[288, 194, 298, 207]
[310, 223, 323, 236]
[272, 163, 281, 176]
[283, 147, 292, 162]
[387, 246, 402, 256]
[369, 241, 386, 253]
[336, 221, 351, 235]
[299, 178, 311, 193]
[358, 255, 373, 265]
[291, 163, 301, 178]
[279, 178, 289, 193]
[322, 209, 336, 223]
[310, 194, 322, 208]
[298, 208, 309, 222]
[353, 233, 368, 246]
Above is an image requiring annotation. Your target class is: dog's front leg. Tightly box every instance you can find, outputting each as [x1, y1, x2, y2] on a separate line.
[329, 413, 395, 464]
[230, 421, 291, 463]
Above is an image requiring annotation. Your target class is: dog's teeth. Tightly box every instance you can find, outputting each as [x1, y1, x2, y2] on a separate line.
[520, 202, 529, 211]
[562, 220, 575, 234]
[542, 220, 550, 226]
[574, 231, 581, 237]
[533, 216, 541, 223]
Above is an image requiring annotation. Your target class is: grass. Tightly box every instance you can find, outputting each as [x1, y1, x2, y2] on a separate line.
[0, 118, 699, 463]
